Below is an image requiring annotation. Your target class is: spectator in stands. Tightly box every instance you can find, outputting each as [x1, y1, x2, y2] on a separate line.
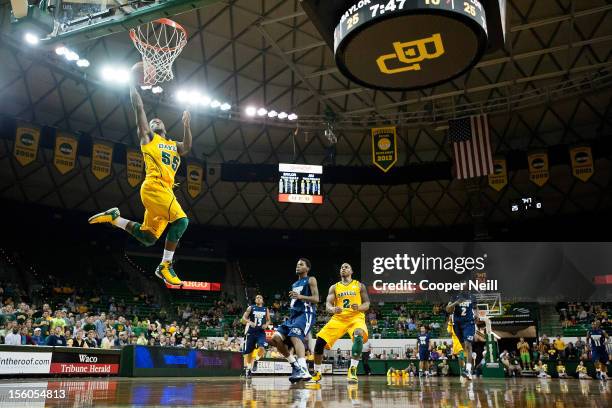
[31, 327, 45, 345]
[70, 330, 88, 348]
[4, 322, 21, 345]
[19, 327, 35, 345]
[50, 310, 66, 332]
[83, 316, 96, 334]
[553, 335, 566, 360]
[95, 313, 107, 340]
[169, 335, 177, 347]
[137, 332, 148, 345]
[516, 337, 531, 370]
[114, 332, 129, 348]
[101, 330, 115, 349]
[85, 331, 98, 348]
[34, 311, 51, 338]
[575, 337, 586, 357]
[46, 326, 67, 346]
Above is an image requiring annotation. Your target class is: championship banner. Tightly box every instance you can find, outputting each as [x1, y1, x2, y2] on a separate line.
[53, 133, 78, 175]
[186, 163, 203, 198]
[126, 149, 144, 187]
[488, 158, 507, 192]
[13, 125, 40, 166]
[570, 146, 594, 182]
[371, 126, 397, 173]
[527, 151, 549, 187]
[91, 142, 114, 181]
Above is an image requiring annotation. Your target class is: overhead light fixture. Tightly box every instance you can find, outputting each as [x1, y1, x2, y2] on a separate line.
[199, 95, 211, 106]
[245, 106, 257, 117]
[76, 59, 90, 68]
[101, 66, 130, 84]
[278, 112, 288, 119]
[268, 110, 278, 118]
[257, 108, 268, 116]
[287, 113, 298, 121]
[55, 46, 67, 56]
[176, 90, 188, 103]
[151, 86, 163, 94]
[210, 100, 221, 108]
[24, 32, 39, 45]
[65, 51, 80, 61]
[220, 103, 231, 111]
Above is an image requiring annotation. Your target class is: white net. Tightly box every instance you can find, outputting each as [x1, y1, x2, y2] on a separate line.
[129, 18, 188, 86]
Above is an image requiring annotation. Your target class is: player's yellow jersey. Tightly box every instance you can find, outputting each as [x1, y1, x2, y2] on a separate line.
[141, 133, 181, 187]
[335, 279, 363, 319]
[448, 317, 463, 355]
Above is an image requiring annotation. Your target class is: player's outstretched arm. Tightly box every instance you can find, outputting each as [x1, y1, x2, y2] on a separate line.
[445, 299, 459, 314]
[177, 111, 192, 155]
[130, 85, 152, 145]
[265, 308, 272, 328]
[240, 306, 253, 326]
[326, 284, 341, 314]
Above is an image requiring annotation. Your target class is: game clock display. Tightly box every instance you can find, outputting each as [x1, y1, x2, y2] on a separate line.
[510, 197, 543, 213]
[278, 163, 323, 205]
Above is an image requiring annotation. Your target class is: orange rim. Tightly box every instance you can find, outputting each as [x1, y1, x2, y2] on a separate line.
[129, 18, 188, 53]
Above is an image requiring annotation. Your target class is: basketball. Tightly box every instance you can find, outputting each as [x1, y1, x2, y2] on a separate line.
[131, 61, 155, 86]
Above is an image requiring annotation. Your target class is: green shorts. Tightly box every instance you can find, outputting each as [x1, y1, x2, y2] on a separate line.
[520, 352, 531, 363]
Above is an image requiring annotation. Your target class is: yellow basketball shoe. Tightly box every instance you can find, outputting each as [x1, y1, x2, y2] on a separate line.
[347, 366, 358, 383]
[308, 371, 322, 383]
[88, 207, 120, 225]
[155, 261, 183, 286]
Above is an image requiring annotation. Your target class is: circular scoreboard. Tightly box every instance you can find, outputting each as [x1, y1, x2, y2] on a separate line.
[334, 0, 489, 91]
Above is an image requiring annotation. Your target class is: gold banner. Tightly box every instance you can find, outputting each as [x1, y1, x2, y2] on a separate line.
[570, 146, 594, 182]
[527, 151, 549, 187]
[13, 125, 40, 166]
[488, 158, 507, 192]
[126, 149, 144, 187]
[91, 142, 113, 181]
[371, 126, 398, 173]
[53, 133, 78, 175]
[186, 163, 203, 198]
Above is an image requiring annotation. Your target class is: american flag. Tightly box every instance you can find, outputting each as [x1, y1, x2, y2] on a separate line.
[449, 114, 494, 180]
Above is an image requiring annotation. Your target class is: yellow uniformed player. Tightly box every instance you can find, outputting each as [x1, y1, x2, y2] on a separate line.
[88, 81, 191, 286]
[309, 263, 370, 384]
[448, 315, 465, 371]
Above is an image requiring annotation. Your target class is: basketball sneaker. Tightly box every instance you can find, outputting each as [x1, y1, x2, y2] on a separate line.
[252, 360, 258, 372]
[155, 261, 183, 286]
[462, 369, 473, 380]
[308, 371, 322, 383]
[88, 207, 120, 225]
[289, 363, 303, 384]
[244, 368, 252, 379]
[347, 366, 358, 383]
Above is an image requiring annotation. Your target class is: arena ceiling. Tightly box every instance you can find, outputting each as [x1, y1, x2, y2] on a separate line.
[0, 0, 611, 233]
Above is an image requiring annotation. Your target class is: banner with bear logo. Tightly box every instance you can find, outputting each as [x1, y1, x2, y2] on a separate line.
[53, 133, 78, 175]
[187, 163, 203, 198]
[371, 126, 398, 173]
[569, 146, 594, 182]
[488, 158, 507, 191]
[527, 151, 549, 187]
[13, 125, 40, 166]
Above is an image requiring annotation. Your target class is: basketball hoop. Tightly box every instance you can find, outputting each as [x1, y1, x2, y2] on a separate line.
[129, 18, 188, 86]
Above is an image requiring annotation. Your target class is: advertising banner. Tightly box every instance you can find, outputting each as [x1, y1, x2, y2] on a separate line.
[49, 350, 120, 375]
[253, 360, 332, 375]
[0, 351, 52, 375]
[164, 281, 221, 291]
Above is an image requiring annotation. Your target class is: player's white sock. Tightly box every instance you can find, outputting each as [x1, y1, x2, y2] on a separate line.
[162, 249, 174, 263]
[466, 363, 472, 372]
[298, 357, 307, 370]
[314, 364, 322, 373]
[113, 217, 129, 230]
[287, 355, 297, 366]
[350, 359, 359, 368]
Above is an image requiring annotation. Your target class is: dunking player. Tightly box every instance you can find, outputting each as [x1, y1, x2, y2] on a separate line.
[587, 320, 609, 381]
[310, 263, 369, 384]
[241, 295, 271, 378]
[446, 291, 477, 380]
[268, 258, 319, 383]
[88, 82, 191, 286]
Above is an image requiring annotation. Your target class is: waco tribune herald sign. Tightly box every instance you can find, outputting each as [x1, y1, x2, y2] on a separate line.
[0, 349, 119, 376]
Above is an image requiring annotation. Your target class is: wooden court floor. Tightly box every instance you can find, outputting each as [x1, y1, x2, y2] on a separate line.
[0, 376, 610, 407]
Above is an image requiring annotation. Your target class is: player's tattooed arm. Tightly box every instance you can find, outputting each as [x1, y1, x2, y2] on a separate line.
[129, 85, 152, 145]
[177, 111, 191, 155]
[326, 284, 342, 314]
[354, 282, 370, 312]
[240, 306, 253, 326]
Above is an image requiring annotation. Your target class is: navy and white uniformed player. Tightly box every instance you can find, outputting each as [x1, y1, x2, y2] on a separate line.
[417, 326, 432, 377]
[241, 294, 271, 378]
[446, 292, 477, 380]
[587, 320, 609, 381]
[269, 258, 319, 383]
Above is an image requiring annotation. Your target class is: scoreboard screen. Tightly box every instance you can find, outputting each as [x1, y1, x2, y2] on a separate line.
[278, 163, 323, 205]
